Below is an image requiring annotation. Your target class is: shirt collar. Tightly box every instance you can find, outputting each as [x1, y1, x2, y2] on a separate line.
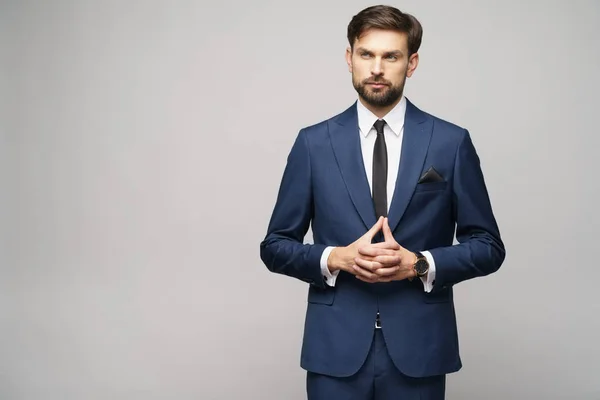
[356, 95, 407, 137]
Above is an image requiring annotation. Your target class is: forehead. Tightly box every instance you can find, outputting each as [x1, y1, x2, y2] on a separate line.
[353, 28, 408, 53]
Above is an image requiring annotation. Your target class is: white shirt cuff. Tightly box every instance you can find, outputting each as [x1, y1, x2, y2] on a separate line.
[419, 250, 436, 293]
[320, 246, 339, 286]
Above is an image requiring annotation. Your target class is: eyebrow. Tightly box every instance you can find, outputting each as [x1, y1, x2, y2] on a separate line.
[356, 47, 404, 57]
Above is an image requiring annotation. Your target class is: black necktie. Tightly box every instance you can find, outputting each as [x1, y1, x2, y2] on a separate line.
[372, 119, 388, 218]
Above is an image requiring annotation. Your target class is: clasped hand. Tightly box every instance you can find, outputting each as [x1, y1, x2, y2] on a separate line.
[327, 216, 418, 283]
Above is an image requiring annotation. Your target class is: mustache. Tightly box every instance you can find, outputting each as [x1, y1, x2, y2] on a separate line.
[363, 78, 391, 85]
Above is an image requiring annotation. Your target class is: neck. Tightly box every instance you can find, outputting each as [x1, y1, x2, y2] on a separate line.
[358, 95, 403, 119]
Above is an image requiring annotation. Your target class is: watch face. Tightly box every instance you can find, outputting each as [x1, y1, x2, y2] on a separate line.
[415, 259, 428, 275]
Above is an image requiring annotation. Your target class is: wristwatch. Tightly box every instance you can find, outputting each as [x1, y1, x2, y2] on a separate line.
[413, 251, 429, 277]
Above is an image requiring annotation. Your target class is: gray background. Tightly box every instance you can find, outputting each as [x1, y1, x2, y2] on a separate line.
[1, 0, 599, 399]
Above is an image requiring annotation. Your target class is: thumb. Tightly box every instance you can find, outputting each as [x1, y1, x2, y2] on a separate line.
[382, 217, 395, 243]
[364, 216, 384, 240]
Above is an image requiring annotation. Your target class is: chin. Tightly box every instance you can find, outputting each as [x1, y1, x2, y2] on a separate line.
[367, 94, 387, 103]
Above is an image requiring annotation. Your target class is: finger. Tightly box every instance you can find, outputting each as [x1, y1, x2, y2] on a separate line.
[355, 257, 383, 272]
[356, 275, 379, 283]
[364, 216, 384, 240]
[354, 268, 378, 282]
[372, 255, 402, 266]
[374, 265, 400, 277]
[382, 218, 395, 244]
[370, 242, 401, 250]
[352, 264, 379, 280]
[356, 254, 375, 262]
[357, 246, 398, 257]
[358, 252, 400, 267]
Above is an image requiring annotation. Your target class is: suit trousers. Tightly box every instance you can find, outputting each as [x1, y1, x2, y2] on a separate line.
[306, 329, 446, 400]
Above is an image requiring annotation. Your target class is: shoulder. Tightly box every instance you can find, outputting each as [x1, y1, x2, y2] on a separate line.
[299, 103, 356, 136]
[410, 100, 470, 145]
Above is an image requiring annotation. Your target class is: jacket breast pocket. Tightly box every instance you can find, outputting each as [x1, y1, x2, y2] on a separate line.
[307, 285, 335, 305]
[414, 181, 447, 193]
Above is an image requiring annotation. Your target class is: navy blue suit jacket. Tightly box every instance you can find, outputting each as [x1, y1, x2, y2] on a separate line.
[260, 99, 505, 378]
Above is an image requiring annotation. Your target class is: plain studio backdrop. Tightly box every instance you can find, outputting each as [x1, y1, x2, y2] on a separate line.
[1, 0, 599, 399]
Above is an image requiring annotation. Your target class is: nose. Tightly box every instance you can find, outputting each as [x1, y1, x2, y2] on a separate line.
[371, 57, 383, 76]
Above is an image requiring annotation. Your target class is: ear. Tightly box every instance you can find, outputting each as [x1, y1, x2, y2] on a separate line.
[406, 52, 419, 78]
[345, 46, 353, 73]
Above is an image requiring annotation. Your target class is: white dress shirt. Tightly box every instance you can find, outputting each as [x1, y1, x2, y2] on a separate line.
[319, 96, 436, 292]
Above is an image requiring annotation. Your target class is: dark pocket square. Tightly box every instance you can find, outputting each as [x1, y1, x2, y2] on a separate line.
[418, 166, 444, 184]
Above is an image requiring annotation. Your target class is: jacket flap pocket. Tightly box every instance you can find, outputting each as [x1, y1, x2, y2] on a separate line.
[423, 286, 452, 303]
[307, 285, 335, 305]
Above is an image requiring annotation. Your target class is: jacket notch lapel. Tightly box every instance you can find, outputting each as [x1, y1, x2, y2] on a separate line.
[386, 100, 433, 233]
[328, 104, 377, 230]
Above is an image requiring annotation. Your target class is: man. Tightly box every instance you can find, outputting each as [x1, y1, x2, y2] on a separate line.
[260, 5, 505, 399]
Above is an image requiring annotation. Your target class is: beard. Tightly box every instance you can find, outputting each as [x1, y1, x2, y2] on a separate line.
[352, 74, 406, 108]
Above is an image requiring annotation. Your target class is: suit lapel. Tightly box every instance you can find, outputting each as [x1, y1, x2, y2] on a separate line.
[328, 102, 377, 230]
[327, 99, 433, 232]
[387, 99, 433, 233]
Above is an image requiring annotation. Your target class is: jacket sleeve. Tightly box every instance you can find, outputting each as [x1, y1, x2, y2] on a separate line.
[259, 129, 328, 288]
[428, 130, 506, 290]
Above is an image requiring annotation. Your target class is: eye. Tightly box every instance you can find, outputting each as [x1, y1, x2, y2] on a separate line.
[360, 52, 372, 59]
[386, 55, 398, 61]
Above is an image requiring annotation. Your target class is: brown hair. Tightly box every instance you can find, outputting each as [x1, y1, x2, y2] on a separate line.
[347, 5, 423, 56]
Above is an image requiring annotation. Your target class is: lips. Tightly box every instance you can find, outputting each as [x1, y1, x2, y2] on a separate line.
[366, 81, 389, 86]
[367, 82, 388, 88]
